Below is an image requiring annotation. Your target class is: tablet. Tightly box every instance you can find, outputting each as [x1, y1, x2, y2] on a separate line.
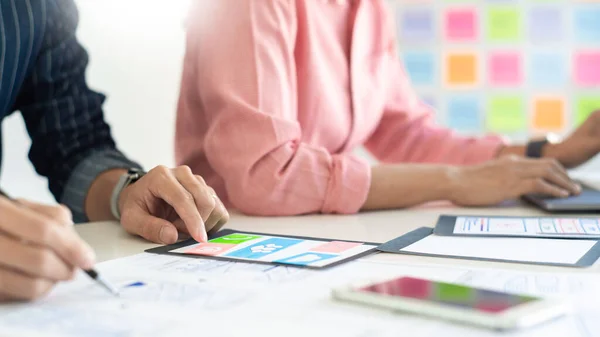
[434, 215, 600, 239]
[377, 228, 600, 268]
[523, 181, 600, 212]
[146, 229, 379, 269]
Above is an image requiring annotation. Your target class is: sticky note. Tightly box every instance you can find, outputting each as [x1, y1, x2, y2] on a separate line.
[576, 97, 600, 125]
[574, 6, 600, 43]
[399, 9, 435, 42]
[447, 96, 482, 132]
[487, 7, 521, 42]
[574, 52, 600, 87]
[446, 53, 478, 86]
[488, 52, 522, 86]
[445, 8, 477, 41]
[530, 53, 566, 87]
[529, 6, 563, 42]
[486, 96, 526, 133]
[533, 98, 565, 131]
[403, 52, 435, 85]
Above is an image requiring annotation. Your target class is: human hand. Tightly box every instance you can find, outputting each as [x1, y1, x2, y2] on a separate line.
[0, 198, 95, 301]
[118, 166, 229, 244]
[546, 110, 600, 168]
[449, 156, 581, 207]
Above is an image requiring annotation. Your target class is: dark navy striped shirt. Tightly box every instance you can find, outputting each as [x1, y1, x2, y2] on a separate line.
[1, 0, 140, 222]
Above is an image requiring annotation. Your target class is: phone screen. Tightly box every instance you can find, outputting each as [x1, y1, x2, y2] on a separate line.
[359, 277, 539, 313]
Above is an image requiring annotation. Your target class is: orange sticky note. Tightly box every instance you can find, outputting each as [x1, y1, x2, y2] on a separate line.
[533, 98, 565, 130]
[446, 53, 477, 86]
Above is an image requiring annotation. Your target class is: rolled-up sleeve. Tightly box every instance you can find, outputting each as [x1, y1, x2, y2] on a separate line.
[177, 0, 371, 216]
[13, 0, 141, 222]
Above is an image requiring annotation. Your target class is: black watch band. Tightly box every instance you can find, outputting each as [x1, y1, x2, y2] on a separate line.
[526, 139, 549, 158]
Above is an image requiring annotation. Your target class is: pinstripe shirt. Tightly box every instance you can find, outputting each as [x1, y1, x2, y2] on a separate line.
[1, 0, 141, 222]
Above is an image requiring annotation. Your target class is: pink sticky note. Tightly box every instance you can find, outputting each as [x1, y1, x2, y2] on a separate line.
[445, 8, 477, 41]
[575, 52, 600, 87]
[488, 52, 522, 86]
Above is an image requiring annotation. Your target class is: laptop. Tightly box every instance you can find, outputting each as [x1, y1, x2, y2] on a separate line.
[523, 180, 600, 212]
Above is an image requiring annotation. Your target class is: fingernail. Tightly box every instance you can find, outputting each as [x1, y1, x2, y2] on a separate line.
[576, 184, 582, 193]
[159, 226, 170, 244]
[197, 227, 208, 243]
[561, 190, 570, 197]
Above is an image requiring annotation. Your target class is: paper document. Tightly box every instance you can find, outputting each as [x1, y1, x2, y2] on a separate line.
[2, 253, 600, 337]
[448, 216, 600, 238]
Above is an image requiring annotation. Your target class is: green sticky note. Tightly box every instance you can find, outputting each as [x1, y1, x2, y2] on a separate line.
[210, 233, 261, 244]
[487, 96, 526, 132]
[487, 7, 521, 41]
[576, 97, 600, 125]
[436, 283, 473, 304]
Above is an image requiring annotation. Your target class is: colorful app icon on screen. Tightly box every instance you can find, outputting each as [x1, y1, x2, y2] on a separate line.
[275, 252, 337, 266]
[311, 241, 363, 254]
[210, 233, 262, 244]
[225, 238, 303, 259]
[185, 243, 236, 256]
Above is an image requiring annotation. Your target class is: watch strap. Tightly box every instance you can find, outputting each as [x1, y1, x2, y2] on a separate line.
[526, 139, 549, 158]
[110, 169, 145, 220]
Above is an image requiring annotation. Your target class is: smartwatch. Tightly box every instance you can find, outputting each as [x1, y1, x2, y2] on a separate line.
[525, 138, 549, 158]
[110, 168, 146, 220]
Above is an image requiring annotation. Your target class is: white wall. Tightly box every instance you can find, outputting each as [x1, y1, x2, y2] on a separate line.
[1, 0, 191, 203]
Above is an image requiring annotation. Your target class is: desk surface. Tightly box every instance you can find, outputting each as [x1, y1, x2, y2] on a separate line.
[75, 199, 598, 274]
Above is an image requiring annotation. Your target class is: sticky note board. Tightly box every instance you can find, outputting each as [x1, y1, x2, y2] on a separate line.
[434, 215, 600, 239]
[378, 228, 600, 268]
[146, 230, 378, 269]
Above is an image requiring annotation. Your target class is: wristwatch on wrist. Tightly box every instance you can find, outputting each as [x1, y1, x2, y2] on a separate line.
[110, 168, 146, 220]
[525, 137, 550, 158]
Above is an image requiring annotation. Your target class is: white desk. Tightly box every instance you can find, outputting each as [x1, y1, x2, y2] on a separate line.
[75, 199, 598, 274]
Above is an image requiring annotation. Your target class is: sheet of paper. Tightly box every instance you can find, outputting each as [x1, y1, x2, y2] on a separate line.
[453, 216, 600, 237]
[401, 235, 597, 265]
[2, 253, 600, 337]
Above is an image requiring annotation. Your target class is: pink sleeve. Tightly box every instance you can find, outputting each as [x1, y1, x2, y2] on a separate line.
[365, 42, 505, 165]
[181, 0, 370, 216]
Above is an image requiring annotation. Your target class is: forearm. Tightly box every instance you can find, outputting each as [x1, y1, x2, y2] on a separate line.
[84, 169, 127, 221]
[361, 165, 456, 211]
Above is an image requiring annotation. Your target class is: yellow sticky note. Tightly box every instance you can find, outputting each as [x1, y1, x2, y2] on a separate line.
[446, 53, 477, 86]
[486, 96, 526, 133]
[533, 98, 565, 131]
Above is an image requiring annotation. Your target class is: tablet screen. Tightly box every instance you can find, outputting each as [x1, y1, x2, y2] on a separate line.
[168, 233, 377, 268]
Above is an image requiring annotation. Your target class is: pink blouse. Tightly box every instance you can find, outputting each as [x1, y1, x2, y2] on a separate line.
[175, 0, 503, 216]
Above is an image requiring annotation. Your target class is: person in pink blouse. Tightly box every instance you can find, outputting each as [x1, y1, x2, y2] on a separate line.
[176, 0, 600, 216]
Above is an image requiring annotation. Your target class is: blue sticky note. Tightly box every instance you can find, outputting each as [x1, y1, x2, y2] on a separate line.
[275, 252, 337, 266]
[398, 9, 434, 42]
[225, 238, 302, 259]
[530, 53, 566, 87]
[575, 6, 600, 43]
[447, 96, 482, 132]
[528, 6, 563, 42]
[403, 52, 435, 85]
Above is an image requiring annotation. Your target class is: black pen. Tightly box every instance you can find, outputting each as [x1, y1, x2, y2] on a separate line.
[0, 189, 120, 297]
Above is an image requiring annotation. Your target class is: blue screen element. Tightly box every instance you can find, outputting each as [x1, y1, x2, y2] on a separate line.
[275, 252, 337, 266]
[225, 238, 303, 259]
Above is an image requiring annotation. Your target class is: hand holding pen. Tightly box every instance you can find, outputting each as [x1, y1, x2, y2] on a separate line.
[0, 191, 118, 301]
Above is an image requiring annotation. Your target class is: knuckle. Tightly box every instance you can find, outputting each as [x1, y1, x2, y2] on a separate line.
[36, 222, 56, 244]
[55, 205, 72, 221]
[151, 165, 170, 178]
[195, 175, 207, 185]
[176, 165, 193, 175]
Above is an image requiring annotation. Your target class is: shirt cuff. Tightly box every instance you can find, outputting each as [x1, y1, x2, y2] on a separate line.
[321, 154, 371, 214]
[60, 150, 142, 223]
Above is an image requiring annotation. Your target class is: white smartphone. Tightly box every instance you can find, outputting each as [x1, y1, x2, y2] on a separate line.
[332, 276, 570, 331]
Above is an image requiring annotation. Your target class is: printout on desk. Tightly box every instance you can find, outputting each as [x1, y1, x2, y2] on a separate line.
[2, 252, 600, 337]
[378, 228, 600, 268]
[435, 215, 600, 239]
